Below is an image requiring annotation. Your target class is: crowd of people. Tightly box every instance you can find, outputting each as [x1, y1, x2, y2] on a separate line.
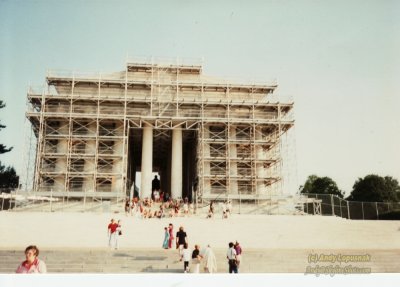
[125, 197, 234, 220]
[125, 196, 194, 219]
[15, 176, 241, 274]
[206, 200, 233, 219]
[125, 176, 234, 219]
[160, 223, 243, 273]
[160, 223, 219, 273]
[16, 231, 242, 274]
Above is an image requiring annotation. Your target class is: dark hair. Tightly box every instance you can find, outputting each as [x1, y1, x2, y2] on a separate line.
[25, 245, 39, 256]
[229, 242, 234, 248]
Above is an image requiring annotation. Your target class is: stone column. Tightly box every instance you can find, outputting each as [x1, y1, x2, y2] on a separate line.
[229, 126, 238, 194]
[256, 126, 266, 196]
[171, 128, 182, 199]
[140, 125, 153, 198]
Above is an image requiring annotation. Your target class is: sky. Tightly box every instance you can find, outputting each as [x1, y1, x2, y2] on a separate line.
[0, 0, 399, 196]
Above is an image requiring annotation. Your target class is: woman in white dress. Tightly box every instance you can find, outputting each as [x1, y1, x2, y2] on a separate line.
[202, 245, 217, 273]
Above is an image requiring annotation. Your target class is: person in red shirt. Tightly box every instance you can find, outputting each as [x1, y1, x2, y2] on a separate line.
[108, 219, 119, 249]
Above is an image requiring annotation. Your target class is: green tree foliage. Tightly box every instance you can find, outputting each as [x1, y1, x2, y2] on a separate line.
[347, 174, 400, 202]
[0, 100, 19, 192]
[0, 161, 19, 191]
[300, 174, 344, 198]
[0, 100, 13, 154]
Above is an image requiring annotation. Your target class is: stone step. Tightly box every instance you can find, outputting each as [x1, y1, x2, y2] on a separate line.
[2, 248, 397, 273]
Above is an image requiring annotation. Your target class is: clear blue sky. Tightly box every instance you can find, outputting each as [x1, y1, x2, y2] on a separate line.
[1, 0, 399, 195]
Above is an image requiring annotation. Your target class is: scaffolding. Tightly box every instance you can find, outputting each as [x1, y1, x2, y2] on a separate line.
[26, 56, 294, 203]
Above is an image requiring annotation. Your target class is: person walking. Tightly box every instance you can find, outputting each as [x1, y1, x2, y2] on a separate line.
[108, 218, 119, 250]
[16, 245, 47, 273]
[168, 223, 174, 249]
[191, 244, 202, 273]
[162, 227, 170, 249]
[226, 242, 238, 273]
[176, 226, 187, 255]
[207, 201, 215, 218]
[180, 243, 191, 273]
[202, 244, 217, 273]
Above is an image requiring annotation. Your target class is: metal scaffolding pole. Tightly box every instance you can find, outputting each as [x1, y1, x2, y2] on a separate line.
[26, 57, 294, 211]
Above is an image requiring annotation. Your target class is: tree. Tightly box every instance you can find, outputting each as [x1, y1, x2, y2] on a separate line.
[299, 174, 344, 198]
[347, 174, 400, 202]
[0, 161, 19, 191]
[0, 100, 13, 154]
[0, 100, 19, 192]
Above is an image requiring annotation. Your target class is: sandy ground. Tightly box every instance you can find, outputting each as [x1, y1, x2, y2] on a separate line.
[1, 211, 399, 250]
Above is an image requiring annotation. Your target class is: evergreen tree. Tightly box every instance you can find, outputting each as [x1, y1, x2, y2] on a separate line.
[0, 100, 13, 154]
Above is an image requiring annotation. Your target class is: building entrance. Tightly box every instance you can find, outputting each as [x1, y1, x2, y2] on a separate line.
[127, 127, 197, 201]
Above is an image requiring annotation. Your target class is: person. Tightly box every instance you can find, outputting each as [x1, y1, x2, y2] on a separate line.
[152, 175, 161, 200]
[234, 241, 242, 269]
[159, 205, 164, 218]
[124, 198, 130, 215]
[226, 200, 232, 217]
[117, 220, 122, 236]
[162, 227, 170, 249]
[174, 203, 180, 217]
[164, 192, 170, 202]
[16, 245, 47, 273]
[222, 202, 227, 219]
[183, 201, 189, 216]
[108, 218, 119, 250]
[176, 226, 187, 255]
[207, 201, 214, 218]
[138, 202, 144, 218]
[180, 243, 191, 273]
[226, 242, 238, 273]
[191, 244, 202, 273]
[132, 200, 138, 218]
[202, 244, 217, 273]
[154, 190, 160, 202]
[168, 223, 174, 249]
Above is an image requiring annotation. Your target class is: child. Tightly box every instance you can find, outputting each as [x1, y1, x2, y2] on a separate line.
[180, 243, 191, 273]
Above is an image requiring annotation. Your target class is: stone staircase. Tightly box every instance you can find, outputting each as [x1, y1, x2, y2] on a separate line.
[2, 247, 392, 273]
[0, 248, 308, 273]
[199, 195, 310, 216]
[13, 199, 123, 213]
